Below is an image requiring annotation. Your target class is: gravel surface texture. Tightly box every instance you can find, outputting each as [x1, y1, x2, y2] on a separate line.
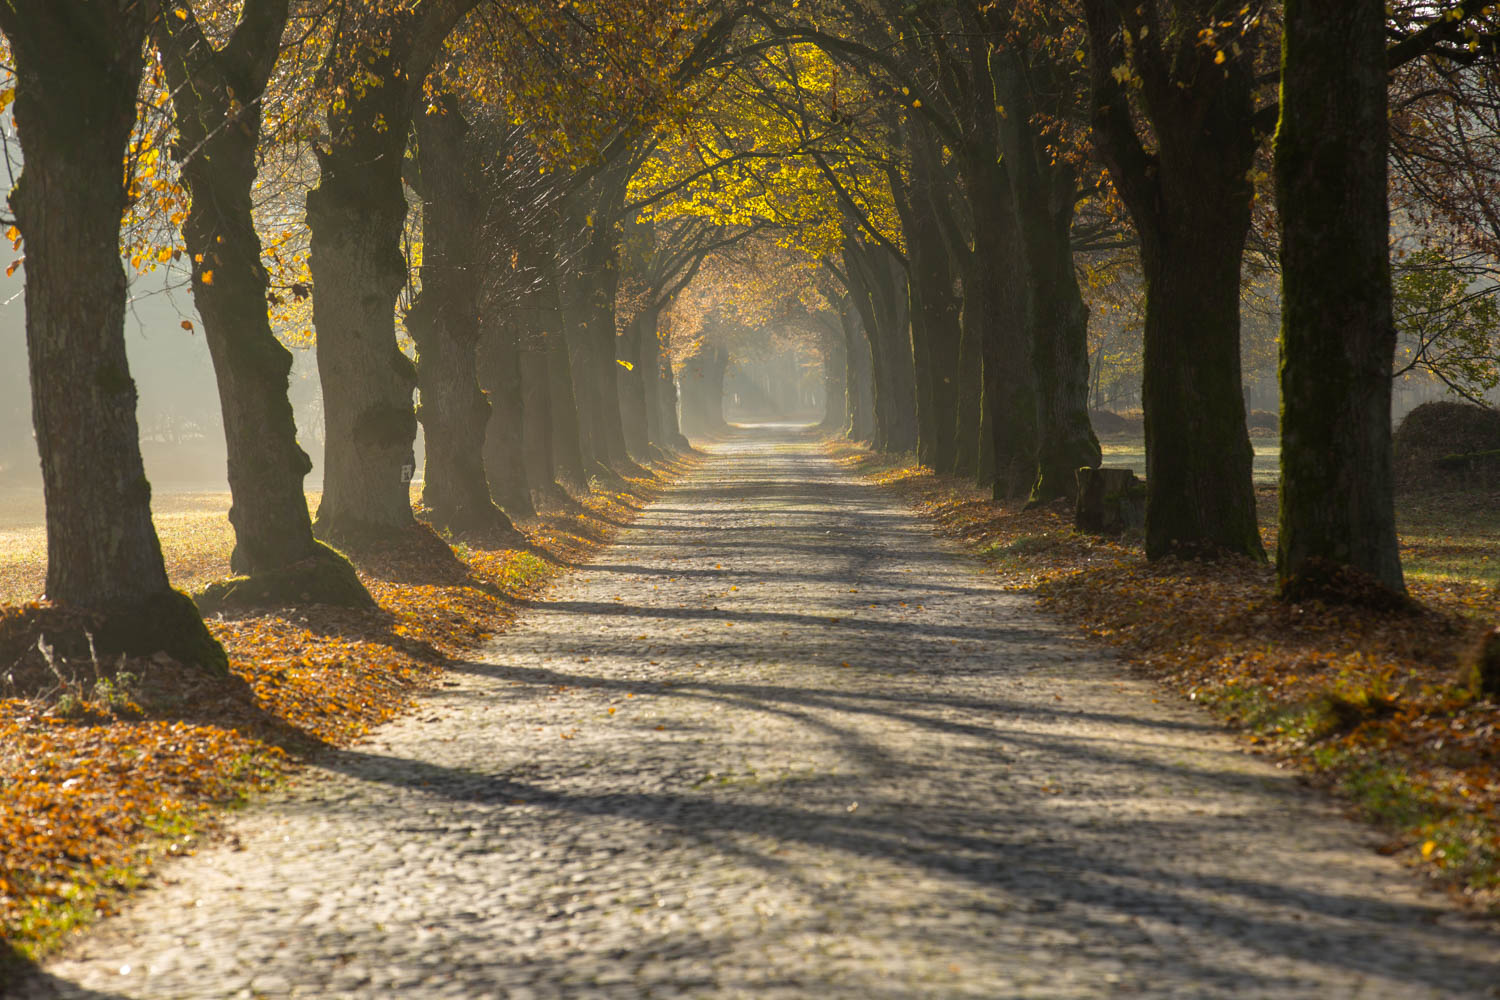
[14, 427, 1500, 999]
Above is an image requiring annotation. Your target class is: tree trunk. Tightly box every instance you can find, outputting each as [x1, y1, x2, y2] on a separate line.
[548, 328, 590, 491]
[653, 318, 691, 451]
[618, 315, 651, 460]
[841, 301, 877, 443]
[820, 324, 849, 432]
[2, 6, 225, 669]
[519, 343, 556, 497]
[641, 314, 664, 451]
[587, 249, 633, 468]
[1275, 0, 1405, 597]
[904, 142, 963, 474]
[476, 319, 535, 520]
[1083, 0, 1264, 560]
[409, 97, 520, 536]
[306, 59, 418, 544]
[844, 240, 918, 453]
[680, 344, 729, 439]
[159, 1, 366, 606]
[952, 305, 984, 480]
[964, 153, 1036, 499]
[995, 51, 1100, 503]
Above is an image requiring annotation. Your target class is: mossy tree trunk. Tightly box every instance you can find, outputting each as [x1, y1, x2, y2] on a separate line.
[992, 48, 1100, 503]
[156, 2, 369, 608]
[1275, 0, 1405, 597]
[0, 3, 226, 670]
[1083, 0, 1265, 560]
[962, 149, 1036, 500]
[408, 95, 521, 535]
[844, 239, 918, 454]
[902, 129, 963, 475]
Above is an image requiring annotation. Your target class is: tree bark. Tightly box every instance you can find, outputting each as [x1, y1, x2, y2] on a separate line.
[903, 133, 963, 474]
[306, 53, 418, 544]
[844, 239, 918, 453]
[1, 5, 225, 669]
[963, 152, 1036, 499]
[305, 2, 478, 543]
[841, 299, 877, 443]
[475, 318, 535, 520]
[820, 322, 849, 433]
[993, 50, 1100, 503]
[617, 314, 652, 460]
[1275, 0, 1405, 597]
[1083, 0, 1264, 560]
[548, 326, 590, 491]
[408, 96, 521, 535]
[156, 1, 370, 607]
[653, 315, 691, 451]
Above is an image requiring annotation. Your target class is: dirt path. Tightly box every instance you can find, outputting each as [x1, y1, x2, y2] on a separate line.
[17, 427, 1500, 999]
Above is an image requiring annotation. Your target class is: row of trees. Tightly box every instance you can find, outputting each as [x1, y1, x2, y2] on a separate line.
[3, 1, 1496, 671]
[645, 0, 1497, 600]
[0, 0, 754, 668]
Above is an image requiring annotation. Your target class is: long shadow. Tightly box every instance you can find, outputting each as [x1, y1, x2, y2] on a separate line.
[509, 597, 1044, 643]
[300, 744, 1500, 991]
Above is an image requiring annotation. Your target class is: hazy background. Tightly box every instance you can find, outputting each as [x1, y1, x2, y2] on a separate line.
[0, 270, 327, 497]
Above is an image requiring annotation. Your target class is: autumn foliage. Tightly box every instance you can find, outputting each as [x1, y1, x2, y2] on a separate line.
[0, 458, 690, 965]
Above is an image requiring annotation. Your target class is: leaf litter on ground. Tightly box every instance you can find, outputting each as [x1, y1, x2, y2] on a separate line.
[0, 456, 694, 966]
[830, 440, 1500, 913]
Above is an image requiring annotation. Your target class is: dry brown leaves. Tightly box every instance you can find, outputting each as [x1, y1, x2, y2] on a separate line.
[832, 442, 1500, 911]
[0, 456, 692, 962]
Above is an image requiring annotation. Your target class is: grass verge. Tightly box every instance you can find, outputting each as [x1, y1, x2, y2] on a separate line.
[0, 455, 693, 972]
[830, 440, 1500, 912]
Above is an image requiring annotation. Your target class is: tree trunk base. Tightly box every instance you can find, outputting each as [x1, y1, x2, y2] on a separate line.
[1468, 626, 1500, 700]
[1278, 556, 1414, 612]
[94, 590, 228, 674]
[198, 543, 375, 613]
[1074, 467, 1145, 536]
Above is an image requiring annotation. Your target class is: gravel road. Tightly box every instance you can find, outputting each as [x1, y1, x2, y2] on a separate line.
[15, 427, 1500, 999]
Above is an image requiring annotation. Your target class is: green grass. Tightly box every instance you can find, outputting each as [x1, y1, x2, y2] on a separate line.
[1395, 491, 1500, 591]
[1097, 434, 1282, 485]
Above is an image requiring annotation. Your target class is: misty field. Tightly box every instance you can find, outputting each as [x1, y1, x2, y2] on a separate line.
[0, 487, 359, 606]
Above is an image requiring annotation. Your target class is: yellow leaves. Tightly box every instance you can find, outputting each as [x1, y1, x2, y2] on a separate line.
[1421, 839, 1438, 860]
[616, 358, 634, 371]
[199, 270, 214, 285]
[180, 321, 194, 332]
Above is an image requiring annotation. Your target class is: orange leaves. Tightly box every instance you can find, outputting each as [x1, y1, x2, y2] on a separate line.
[844, 438, 1500, 903]
[0, 454, 696, 957]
